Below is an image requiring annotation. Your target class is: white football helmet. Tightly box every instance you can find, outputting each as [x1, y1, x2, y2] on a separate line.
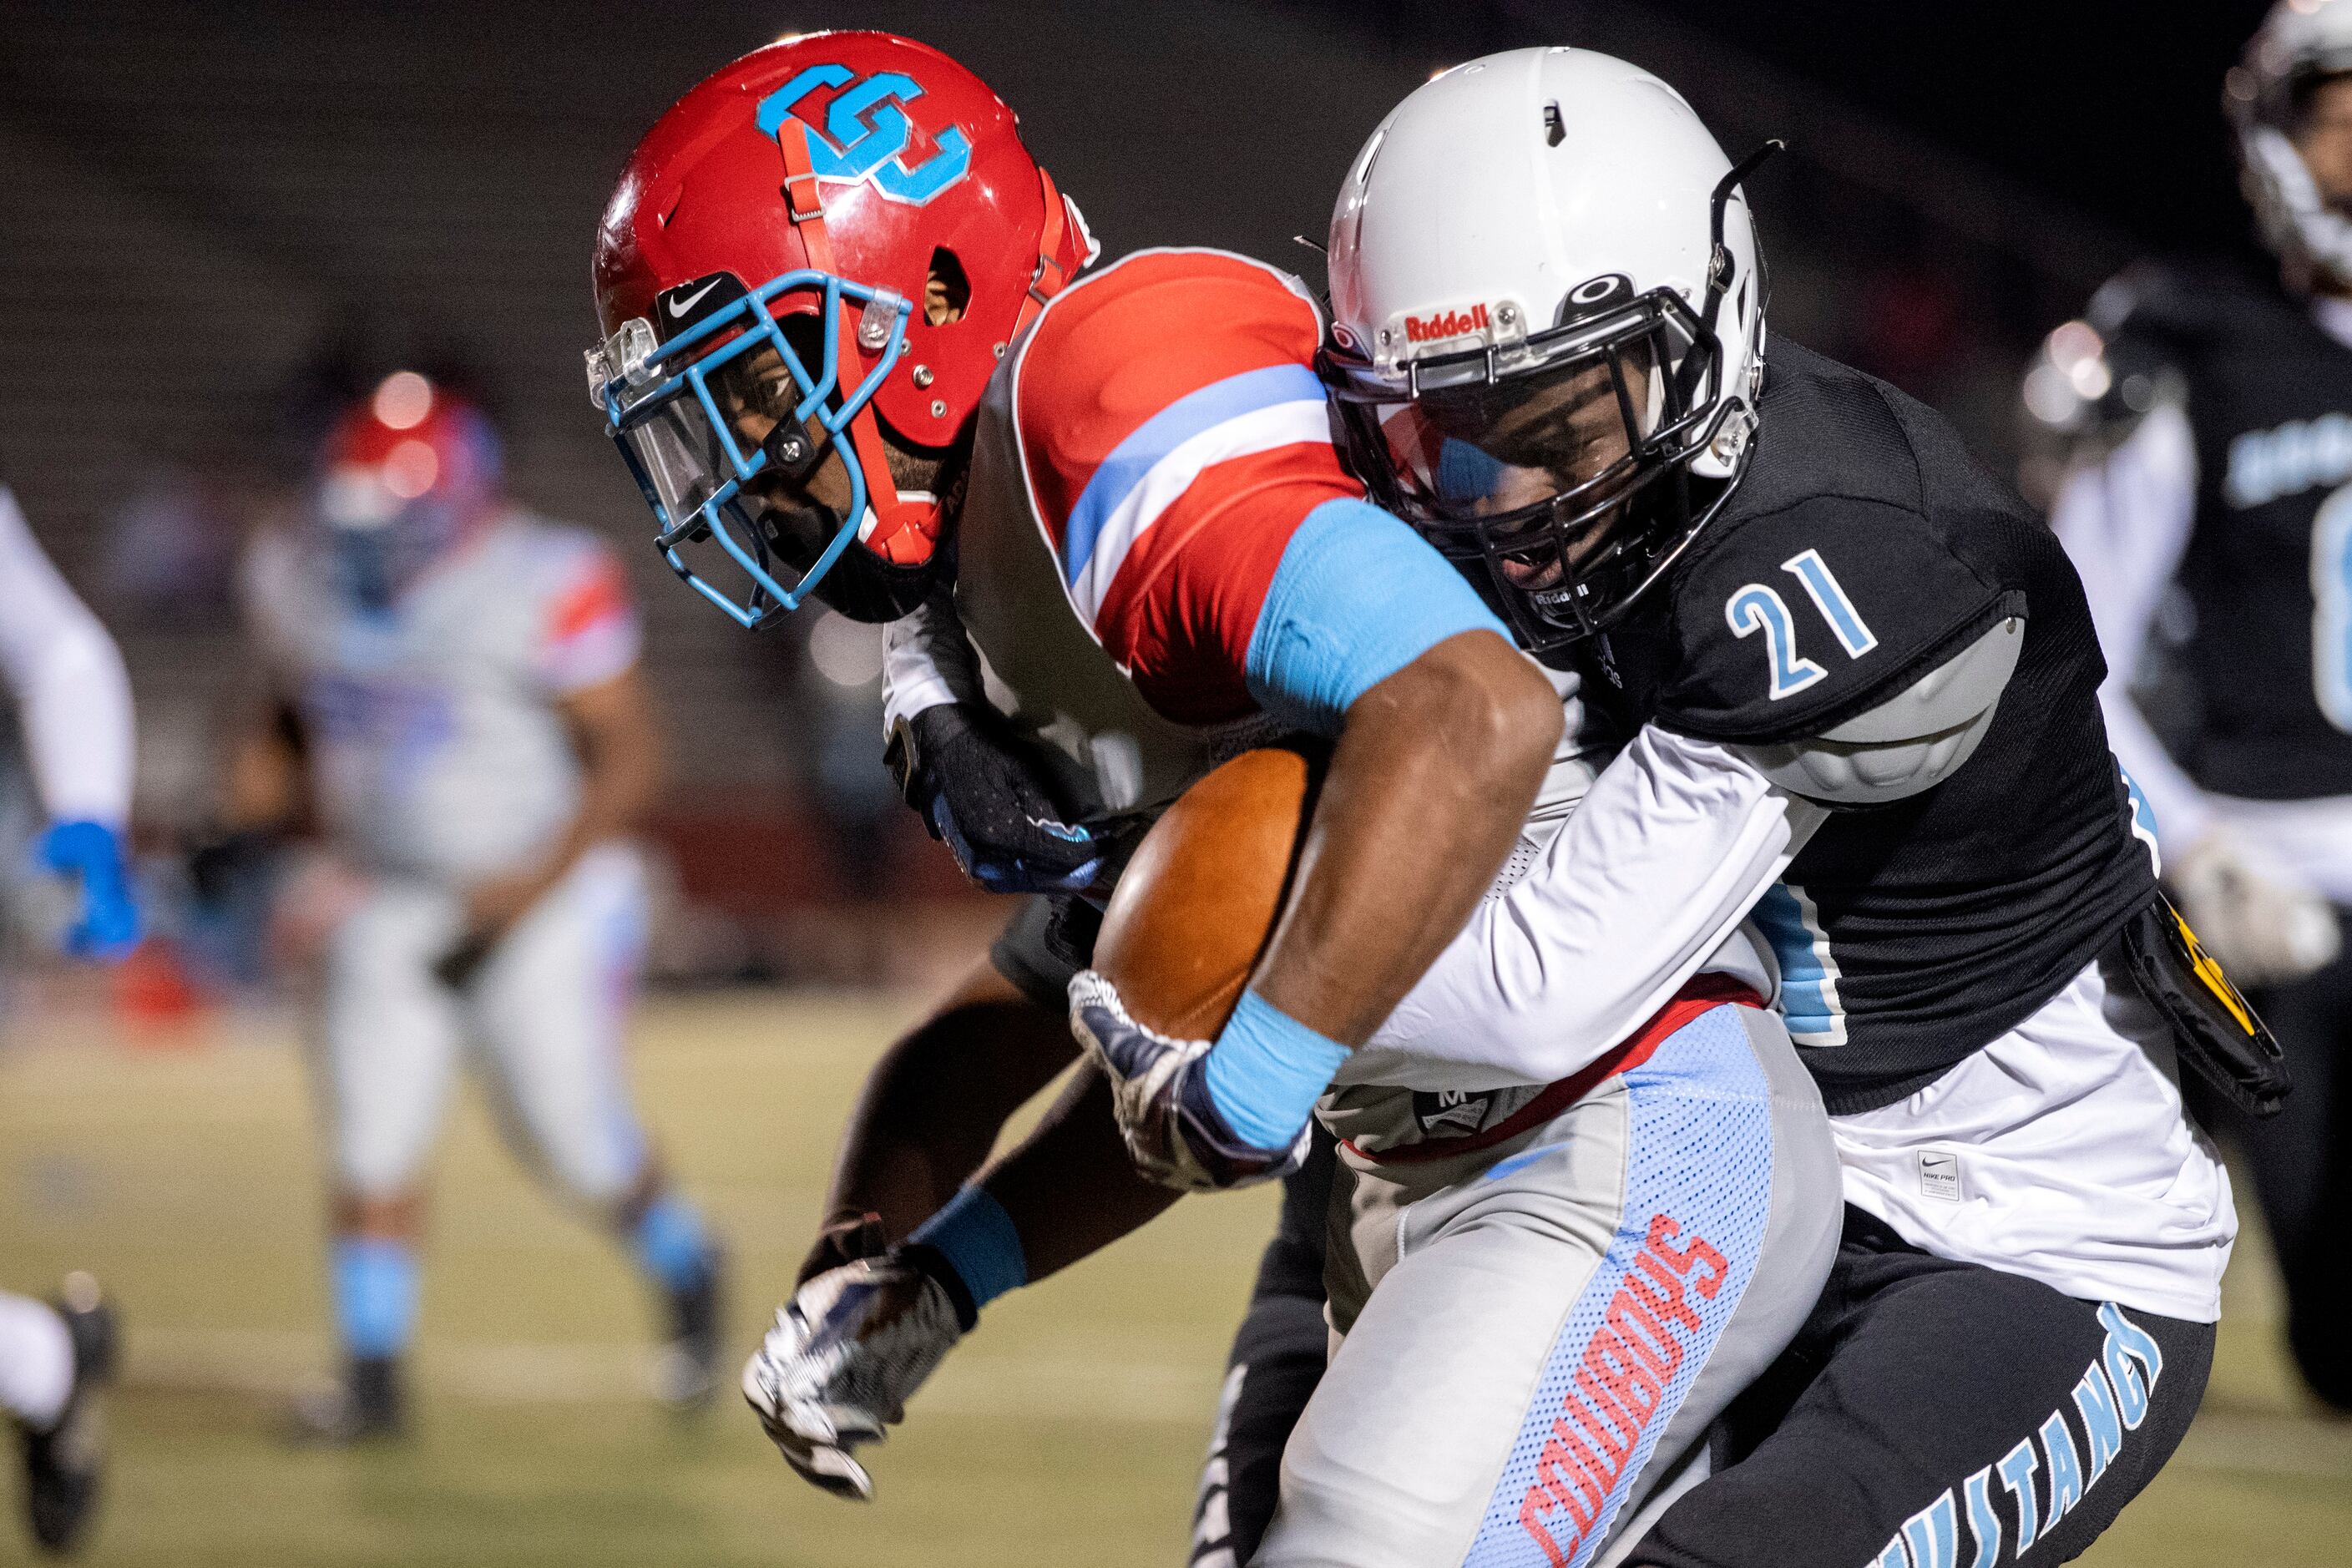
[2232, 0, 2352, 291]
[1323, 47, 1773, 651]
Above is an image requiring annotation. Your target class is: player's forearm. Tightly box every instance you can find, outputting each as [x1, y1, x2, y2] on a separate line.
[815, 964, 1076, 1244]
[974, 1061, 1181, 1280]
[1250, 630, 1560, 1046]
[218, 702, 311, 835]
[1371, 726, 1822, 1080]
[544, 748, 657, 880]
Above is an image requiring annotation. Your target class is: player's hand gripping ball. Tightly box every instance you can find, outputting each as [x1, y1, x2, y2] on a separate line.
[741, 1254, 965, 1501]
[1070, 746, 1319, 1191]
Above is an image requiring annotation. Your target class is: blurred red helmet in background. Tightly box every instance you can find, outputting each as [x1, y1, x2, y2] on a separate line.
[314, 371, 503, 609]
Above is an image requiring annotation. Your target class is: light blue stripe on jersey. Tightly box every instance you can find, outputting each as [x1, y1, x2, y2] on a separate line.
[1753, 883, 1847, 1048]
[1243, 497, 1510, 736]
[1060, 363, 1327, 583]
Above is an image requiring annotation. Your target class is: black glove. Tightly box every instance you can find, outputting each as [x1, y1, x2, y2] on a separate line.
[885, 704, 1103, 893]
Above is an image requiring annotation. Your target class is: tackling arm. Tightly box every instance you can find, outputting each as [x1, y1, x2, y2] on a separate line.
[1366, 723, 1824, 1083]
[1372, 620, 2033, 1085]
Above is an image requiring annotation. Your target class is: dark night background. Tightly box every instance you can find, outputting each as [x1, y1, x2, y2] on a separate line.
[1576, 0, 2275, 258]
[0, 0, 2297, 959]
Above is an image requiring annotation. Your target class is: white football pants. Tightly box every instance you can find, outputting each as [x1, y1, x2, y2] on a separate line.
[308, 842, 651, 1206]
[1254, 1002, 1841, 1568]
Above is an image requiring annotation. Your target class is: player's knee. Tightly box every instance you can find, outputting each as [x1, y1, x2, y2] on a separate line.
[334, 1187, 424, 1239]
[534, 1127, 643, 1211]
[335, 1128, 437, 1207]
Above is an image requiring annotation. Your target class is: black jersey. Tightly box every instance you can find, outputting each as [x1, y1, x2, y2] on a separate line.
[1586, 341, 2158, 1113]
[2097, 263, 2352, 801]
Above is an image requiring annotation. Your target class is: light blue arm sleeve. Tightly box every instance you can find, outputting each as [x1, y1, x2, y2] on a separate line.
[1201, 989, 1352, 1148]
[1242, 497, 1510, 738]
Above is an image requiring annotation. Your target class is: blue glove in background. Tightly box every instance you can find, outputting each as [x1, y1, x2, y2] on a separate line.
[37, 819, 143, 962]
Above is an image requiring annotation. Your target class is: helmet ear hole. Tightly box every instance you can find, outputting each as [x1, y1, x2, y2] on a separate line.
[926, 247, 972, 326]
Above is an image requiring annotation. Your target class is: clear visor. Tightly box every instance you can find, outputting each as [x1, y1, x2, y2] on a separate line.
[617, 333, 815, 531]
[591, 271, 910, 629]
[1324, 286, 1731, 647]
[1374, 340, 1667, 529]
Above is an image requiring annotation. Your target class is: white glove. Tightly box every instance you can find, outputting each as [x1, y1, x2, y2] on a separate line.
[2171, 827, 2342, 988]
[741, 1256, 964, 1501]
[1068, 969, 1310, 1192]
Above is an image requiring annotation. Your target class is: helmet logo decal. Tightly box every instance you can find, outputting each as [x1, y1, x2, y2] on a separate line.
[1404, 303, 1492, 344]
[1563, 274, 1633, 321]
[756, 64, 974, 206]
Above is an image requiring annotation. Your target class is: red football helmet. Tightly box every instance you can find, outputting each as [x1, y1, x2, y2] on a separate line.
[313, 371, 503, 609]
[589, 31, 1095, 626]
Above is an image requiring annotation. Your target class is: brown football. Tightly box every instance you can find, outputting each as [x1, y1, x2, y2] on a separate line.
[1094, 747, 1320, 1039]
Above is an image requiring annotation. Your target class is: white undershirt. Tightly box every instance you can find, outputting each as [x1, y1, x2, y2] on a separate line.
[0, 486, 134, 827]
[1834, 951, 2233, 1322]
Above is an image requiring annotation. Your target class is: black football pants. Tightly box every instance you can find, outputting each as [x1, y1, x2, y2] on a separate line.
[1631, 1207, 2211, 1567]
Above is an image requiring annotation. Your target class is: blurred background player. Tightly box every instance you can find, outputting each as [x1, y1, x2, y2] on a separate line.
[2041, 0, 2352, 1411]
[0, 477, 133, 1552]
[216, 373, 725, 1442]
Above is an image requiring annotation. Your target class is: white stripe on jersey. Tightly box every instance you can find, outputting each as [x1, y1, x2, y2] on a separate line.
[1065, 399, 1333, 628]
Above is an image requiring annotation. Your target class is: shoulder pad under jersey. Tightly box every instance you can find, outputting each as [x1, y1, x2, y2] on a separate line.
[1737, 615, 2022, 804]
[1658, 491, 2022, 747]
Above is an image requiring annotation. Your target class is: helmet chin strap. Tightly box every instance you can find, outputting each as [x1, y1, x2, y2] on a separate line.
[775, 117, 940, 566]
[771, 119, 1082, 569]
[1684, 139, 1783, 404]
[1019, 165, 1072, 333]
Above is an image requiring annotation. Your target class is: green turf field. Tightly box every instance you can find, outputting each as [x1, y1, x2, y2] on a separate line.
[0, 992, 2345, 1566]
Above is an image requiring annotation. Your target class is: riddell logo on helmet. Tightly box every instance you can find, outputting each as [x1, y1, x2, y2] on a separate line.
[1404, 304, 1491, 343]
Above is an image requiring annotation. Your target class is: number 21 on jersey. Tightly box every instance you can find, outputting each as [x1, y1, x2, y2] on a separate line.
[1725, 549, 1879, 700]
